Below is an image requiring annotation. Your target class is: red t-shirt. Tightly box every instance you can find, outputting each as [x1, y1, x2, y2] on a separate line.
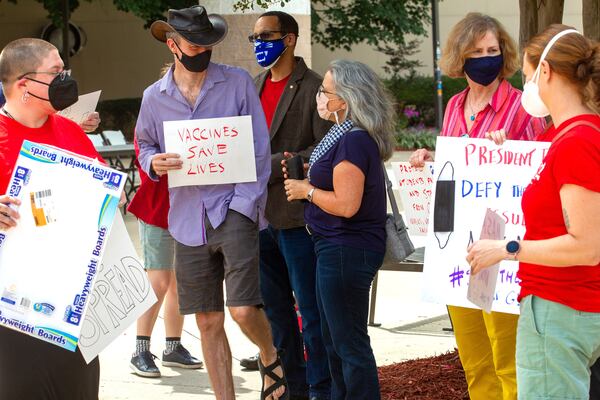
[260, 73, 290, 129]
[0, 114, 101, 192]
[518, 114, 600, 312]
[126, 138, 170, 229]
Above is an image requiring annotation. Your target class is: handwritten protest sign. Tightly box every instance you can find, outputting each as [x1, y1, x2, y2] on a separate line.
[421, 137, 550, 314]
[391, 162, 434, 236]
[0, 141, 125, 350]
[79, 213, 157, 363]
[58, 90, 102, 125]
[163, 115, 257, 188]
[467, 209, 506, 313]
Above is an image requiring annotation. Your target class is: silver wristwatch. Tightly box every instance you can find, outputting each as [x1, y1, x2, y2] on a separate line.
[306, 188, 315, 203]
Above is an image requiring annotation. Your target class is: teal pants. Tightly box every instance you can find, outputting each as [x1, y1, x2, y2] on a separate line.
[517, 295, 600, 399]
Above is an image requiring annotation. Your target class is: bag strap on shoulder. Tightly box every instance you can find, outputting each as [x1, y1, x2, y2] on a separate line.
[552, 120, 600, 144]
[382, 163, 407, 229]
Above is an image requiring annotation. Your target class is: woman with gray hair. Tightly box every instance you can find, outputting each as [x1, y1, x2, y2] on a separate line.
[284, 59, 394, 400]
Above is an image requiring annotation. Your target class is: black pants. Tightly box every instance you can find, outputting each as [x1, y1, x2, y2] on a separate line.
[0, 326, 99, 400]
[591, 358, 600, 400]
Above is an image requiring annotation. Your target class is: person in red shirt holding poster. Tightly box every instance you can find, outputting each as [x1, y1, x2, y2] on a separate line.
[468, 25, 600, 399]
[0, 38, 102, 400]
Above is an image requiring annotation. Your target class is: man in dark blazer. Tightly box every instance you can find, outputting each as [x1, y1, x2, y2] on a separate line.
[246, 11, 332, 400]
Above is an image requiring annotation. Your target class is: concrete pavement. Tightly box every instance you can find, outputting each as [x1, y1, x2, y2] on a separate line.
[98, 152, 456, 399]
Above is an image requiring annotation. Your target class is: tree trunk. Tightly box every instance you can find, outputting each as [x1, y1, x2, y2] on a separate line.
[519, 0, 564, 50]
[519, 0, 538, 51]
[538, 0, 564, 31]
[583, 0, 600, 41]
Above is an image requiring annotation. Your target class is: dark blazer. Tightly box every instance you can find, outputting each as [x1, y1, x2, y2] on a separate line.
[254, 57, 332, 229]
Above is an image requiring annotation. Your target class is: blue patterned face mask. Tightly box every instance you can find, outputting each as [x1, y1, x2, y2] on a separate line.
[254, 36, 288, 68]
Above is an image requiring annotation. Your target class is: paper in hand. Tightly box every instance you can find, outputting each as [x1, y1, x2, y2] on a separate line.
[58, 90, 102, 124]
[467, 208, 506, 313]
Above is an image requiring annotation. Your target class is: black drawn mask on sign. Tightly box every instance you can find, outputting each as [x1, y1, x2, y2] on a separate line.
[434, 161, 455, 249]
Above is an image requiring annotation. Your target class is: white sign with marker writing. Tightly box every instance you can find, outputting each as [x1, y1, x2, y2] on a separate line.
[79, 212, 157, 363]
[421, 137, 550, 314]
[163, 115, 257, 188]
[391, 162, 434, 236]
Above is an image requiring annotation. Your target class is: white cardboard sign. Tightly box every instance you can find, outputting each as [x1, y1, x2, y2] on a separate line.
[58, 90, 102, 125]
[391, 162, 434, 236]
[78, 212, 157, 363]
[0, 141, 125, 350]
[421, 137, 550, 314]
[163, 115, 257, 188]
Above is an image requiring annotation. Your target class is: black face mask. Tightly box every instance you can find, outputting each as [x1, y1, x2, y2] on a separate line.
[173, 41, 212, 73]
[25, 73, 79, 111]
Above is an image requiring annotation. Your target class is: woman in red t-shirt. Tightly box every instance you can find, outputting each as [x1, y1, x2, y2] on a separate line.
[467, 25, 600, 399]
[0, 39, 101, 400]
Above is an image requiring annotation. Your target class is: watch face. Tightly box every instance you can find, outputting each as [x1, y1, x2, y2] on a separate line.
[506, 240, 520, 254]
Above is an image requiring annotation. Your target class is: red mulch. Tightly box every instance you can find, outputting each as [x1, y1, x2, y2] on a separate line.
[378, 349, 469, 400]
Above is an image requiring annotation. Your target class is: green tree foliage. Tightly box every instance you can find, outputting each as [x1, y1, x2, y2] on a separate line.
[2, 0, 197, 27]
[234, 0, 431, 77]
[112, 0, 198, 28]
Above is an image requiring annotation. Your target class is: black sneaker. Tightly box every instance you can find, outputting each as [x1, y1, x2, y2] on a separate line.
[240, 353, 259, 371]
[162, 344, 204, 369]
[130, 351, 161, 378]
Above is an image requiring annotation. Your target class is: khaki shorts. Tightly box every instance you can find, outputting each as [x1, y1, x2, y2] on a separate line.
[174, 210, 262, 314]
[138, 220, 175, 270]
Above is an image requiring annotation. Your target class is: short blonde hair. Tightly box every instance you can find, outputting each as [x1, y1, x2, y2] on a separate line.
[440, 13, 519, 79]
[0, 38, 56, 94]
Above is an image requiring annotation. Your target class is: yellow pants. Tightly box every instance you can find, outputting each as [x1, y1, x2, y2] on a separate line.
[448, 305, 518, 400]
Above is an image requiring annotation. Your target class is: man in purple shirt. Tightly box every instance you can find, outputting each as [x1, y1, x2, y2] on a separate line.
[136, 6, 288, 399]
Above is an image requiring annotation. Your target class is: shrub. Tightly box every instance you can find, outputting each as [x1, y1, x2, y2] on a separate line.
[386, 73, 524, 128]
[395, 127, 438, 150]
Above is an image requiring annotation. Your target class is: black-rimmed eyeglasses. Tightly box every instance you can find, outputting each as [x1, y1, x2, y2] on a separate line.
[317, 85, 338, 97]
[248, 31, 284, 43]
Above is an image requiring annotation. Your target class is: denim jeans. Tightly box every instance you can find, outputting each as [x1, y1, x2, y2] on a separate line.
[591, 358, 600, 399]
[313, 236, 383, 400]
[259, 226, 331, 399]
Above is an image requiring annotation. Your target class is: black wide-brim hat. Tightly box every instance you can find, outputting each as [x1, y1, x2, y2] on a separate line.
[150, 5, 228, 47]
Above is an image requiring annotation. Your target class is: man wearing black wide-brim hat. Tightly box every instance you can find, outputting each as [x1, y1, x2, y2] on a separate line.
[134, 5, 289, 399]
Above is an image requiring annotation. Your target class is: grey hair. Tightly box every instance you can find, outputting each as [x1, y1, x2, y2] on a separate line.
[329, 60, 396, 161]
[165, 31, 181, 42]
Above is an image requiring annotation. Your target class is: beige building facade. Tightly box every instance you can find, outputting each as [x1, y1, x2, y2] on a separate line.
[0, 0, 589, 100]
[312, 0, 586, 77]
[0, 0, 311, 100]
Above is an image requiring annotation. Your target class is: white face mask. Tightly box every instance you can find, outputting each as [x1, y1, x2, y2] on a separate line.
[316, 91, 343, 125]
[521, 28, 581, 118]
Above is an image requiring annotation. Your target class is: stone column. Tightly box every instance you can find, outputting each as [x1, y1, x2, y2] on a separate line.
[202, 0, 311, 76]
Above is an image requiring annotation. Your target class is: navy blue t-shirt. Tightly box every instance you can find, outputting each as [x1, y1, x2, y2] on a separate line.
[305, 129, 386, 253]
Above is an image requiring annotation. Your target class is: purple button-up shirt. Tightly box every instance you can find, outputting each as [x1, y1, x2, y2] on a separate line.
[136, 63, 271, 246]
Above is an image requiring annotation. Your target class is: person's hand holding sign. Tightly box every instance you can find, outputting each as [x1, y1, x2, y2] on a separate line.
[0, 195, 20, 230]
[485, 128, 507, 145]
[151, 153, 182, 176]
[80, 112, 101, 133]
[409, 148, 433, 168]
